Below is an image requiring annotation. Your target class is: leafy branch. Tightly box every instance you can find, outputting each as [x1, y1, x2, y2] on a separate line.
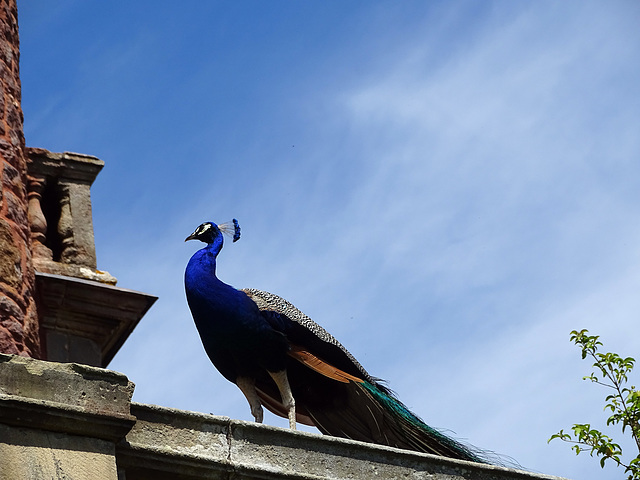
[549, 329, 640, 479]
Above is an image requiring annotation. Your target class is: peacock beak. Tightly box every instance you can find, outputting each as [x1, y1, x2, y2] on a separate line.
[185, 233, 197, 242]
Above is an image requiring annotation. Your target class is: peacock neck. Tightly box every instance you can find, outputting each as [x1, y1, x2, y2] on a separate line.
[195, 238, 220, 265]
[185, 240, 253, 338]
[185, 241, 221, 287]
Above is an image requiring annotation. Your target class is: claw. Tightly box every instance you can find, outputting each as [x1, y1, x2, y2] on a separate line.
[236, 376, 264, 423]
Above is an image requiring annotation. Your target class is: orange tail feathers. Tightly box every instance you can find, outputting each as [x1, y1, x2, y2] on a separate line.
[288, 345, 365, 384]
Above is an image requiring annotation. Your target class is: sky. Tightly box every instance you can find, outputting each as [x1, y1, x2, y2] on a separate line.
[18, 1, 640, 479]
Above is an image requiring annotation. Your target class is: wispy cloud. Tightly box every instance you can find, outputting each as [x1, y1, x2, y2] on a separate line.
[21, 2, 640, 479]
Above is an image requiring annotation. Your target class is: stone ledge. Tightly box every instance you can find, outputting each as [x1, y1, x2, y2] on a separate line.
[0, 423, 121, 480]
[118, 403, 568, 480]
[0, 394, 135, 442]
[0, 353, 135, 441]
[35, 262, 118, 285]
[27, 148, 104, 184]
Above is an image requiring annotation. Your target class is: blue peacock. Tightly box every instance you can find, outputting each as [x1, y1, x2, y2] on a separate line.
[184, 219, 485, 462]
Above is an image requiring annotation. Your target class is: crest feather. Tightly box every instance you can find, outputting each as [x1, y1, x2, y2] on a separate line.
[219, 218, 241, 243]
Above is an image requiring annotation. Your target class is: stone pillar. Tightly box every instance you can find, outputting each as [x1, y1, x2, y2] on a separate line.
[0, 0, 39, 357]
[25, 148, 117, 285]
[23, 148, 157, 368]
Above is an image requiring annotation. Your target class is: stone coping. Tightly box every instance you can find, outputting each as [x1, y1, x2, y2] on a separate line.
[118, 403, 568, 480]
[0, 354, 569, 480]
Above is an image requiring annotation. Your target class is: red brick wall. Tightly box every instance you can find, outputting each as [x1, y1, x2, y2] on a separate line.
[0, 0, 39, 357]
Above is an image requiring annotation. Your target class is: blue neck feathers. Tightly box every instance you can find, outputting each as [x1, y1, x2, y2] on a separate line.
[185, 238, 223, 291]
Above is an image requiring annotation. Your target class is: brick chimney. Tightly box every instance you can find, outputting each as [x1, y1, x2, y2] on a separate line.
[0, 0, 39, 357]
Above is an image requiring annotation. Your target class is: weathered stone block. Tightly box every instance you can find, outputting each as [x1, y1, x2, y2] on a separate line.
[1, 159, 20, 191]
[0, 424, 119, 480]
[0, 217, 21, 289]
[0, 328, 20, 355]
[0, 353, 134, 417]
[0, 353, 136, 480]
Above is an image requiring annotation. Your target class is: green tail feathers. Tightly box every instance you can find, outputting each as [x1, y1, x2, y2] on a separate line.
[360, 381, 486, 462]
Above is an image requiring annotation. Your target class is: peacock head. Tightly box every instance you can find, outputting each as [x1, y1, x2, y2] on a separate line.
[185, 219, 241, 245]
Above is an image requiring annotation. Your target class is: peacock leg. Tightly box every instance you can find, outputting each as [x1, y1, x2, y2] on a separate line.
[268, 369, 296, 430]
[236, 376, 264, 423]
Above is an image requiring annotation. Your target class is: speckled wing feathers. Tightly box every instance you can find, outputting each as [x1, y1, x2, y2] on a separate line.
[241, 288, 373, 383]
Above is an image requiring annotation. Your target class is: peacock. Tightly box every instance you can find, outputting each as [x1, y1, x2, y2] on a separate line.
[184, 219, 486, 462]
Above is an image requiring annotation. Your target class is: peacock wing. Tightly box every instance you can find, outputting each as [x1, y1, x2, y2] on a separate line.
[241, 288, 374, 383]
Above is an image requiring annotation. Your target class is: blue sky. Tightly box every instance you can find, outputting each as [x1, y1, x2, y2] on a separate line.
[19, 2, 640, 478]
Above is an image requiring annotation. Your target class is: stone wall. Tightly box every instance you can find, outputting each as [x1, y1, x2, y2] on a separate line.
[0, 353, 569, 480]
[0, 0, 39, 358]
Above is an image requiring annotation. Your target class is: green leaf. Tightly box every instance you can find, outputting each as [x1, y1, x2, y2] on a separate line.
[553, 329, 640, 479]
